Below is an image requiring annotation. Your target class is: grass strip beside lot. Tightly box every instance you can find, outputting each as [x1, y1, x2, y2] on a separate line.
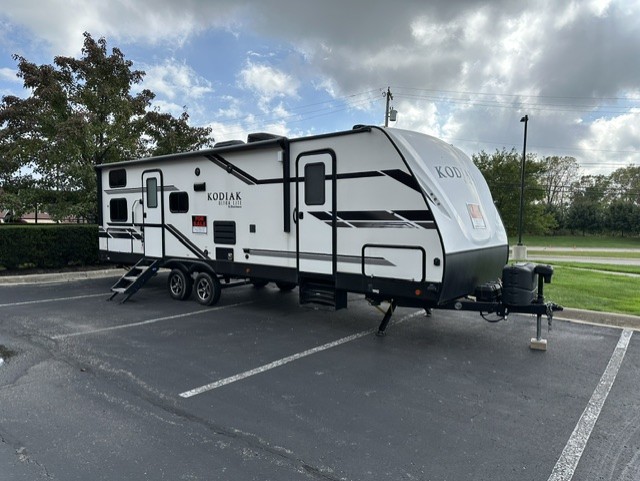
[527, 250, 640, 259]
[540, 265, 640, 316]
[540, 261, 640, 276]
[509, 235, 640, 249]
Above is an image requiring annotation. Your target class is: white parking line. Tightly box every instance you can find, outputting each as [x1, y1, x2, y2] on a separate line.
[0, 293, 106, 308]
[179, 310, 424, 398]
[52, 301, 255, 339]
[547, 328, 633, 481]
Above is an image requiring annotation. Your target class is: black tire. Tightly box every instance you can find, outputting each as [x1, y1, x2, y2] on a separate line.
[168, 269, 192, 301]
[194, 272, 221, 306]
[251, 279, 269, 289]
[275, 281, 297, 292]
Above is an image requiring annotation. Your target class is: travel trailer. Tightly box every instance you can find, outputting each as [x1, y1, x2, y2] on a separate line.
[97, 125, 560, 346]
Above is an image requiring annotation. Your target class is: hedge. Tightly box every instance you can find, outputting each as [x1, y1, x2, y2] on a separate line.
[0, 224, 100, 270]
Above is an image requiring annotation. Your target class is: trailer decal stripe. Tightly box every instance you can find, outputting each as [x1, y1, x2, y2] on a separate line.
[309, 210, 436, 229]
[99, 228, 143, 240]
[381, 169, 421, 192]
[165, 224, 210, 260]
[204, 154, 424, 195]
[245, 248, 395, 266]
[104, 185, 179, 194]
[244, 249, 395, 266]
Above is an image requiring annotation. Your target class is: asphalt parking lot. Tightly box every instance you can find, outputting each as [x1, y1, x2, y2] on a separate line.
[0, 273, 638, 481]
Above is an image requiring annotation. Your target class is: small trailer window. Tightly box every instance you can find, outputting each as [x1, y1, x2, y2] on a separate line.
[304, 163, 325, 205]
[110, 198, 128, 222]
[108, 169, 127, 188]
[146, 177, 158, 208]
[169, 192, 189, 213]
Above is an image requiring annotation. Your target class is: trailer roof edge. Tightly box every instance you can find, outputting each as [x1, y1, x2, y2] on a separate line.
[95, 125, 375, 170]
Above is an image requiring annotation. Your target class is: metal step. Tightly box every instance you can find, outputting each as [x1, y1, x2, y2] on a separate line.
[109, 258, 161, 303]
[299, 277, 347, 310]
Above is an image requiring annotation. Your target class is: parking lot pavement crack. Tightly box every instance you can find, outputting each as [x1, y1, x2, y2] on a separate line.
[56, 351, 344, 478]
[126, 396, 346, 480]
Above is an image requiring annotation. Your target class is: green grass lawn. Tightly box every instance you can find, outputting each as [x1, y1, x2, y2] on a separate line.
[527, 250, 640, 259]
[510, 235, 640, 248]
[504, 236, 640, 316]
[542, 265, 640, 316]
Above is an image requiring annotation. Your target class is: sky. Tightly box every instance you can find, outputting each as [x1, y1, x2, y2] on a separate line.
[1, 0, 639, 175]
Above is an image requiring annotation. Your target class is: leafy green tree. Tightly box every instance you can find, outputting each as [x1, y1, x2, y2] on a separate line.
[608, 165, 640, 205]
[606, 200, 638, 236]
[473, 148, 555, 237]
[539, 156, 579, 230]
[566, 175, 609, 235]
[144, 111, 213, 157]
[0, 32, 213, 221]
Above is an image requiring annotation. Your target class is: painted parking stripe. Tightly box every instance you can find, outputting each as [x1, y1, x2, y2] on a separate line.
[547, 328, 633, 481]
[52, 301, 254, 340]
[0, 293, 106, 308]
[179, 310, 424, 398]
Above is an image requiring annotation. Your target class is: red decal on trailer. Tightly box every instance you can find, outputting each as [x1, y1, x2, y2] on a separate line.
[192, 215, 207, 234]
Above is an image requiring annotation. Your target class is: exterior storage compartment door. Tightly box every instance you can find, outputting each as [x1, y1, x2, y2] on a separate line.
[362, 245, 425, 282]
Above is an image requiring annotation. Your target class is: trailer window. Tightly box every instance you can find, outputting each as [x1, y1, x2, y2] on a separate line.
[110, 198, 128, 222]
[146, 177, 158, 208]
[108, 169, 127, 188]
[304, 163, 325, 205]
[169, 192, 189, 213]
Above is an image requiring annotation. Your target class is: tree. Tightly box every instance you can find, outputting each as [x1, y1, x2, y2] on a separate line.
[473, 148, 555, 237]
[566, 175, 609, 235]
[608, 165, 640, 205]
[539, 156, 579, 230]
[0, 32, 213, 221]
[144, 111, 213, 157]
[606, 200, 639, 236]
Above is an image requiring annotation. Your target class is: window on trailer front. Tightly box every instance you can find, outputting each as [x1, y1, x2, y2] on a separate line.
[169, 192, 189, 213]
[108, 169, 127, 188]
[146, 177, 158, 208]
[304, 162, 325, 205]
[110, 198, 127, 222]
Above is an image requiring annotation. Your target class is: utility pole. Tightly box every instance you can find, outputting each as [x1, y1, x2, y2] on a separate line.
[384, 87, 393, 127]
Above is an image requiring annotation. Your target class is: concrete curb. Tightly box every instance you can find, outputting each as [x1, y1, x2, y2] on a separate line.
[0, 268, 123, 286]
[556, 307, 640, 330]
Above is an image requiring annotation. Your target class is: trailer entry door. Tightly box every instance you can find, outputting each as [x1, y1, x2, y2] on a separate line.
[296, 151, 336, 276]
[142, 170, 164, 258]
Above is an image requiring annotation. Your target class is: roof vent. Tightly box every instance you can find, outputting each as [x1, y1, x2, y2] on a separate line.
[214, 140, 245, 148]
[247, 132, 280, 143]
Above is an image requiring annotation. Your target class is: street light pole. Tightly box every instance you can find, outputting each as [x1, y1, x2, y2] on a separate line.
[384, 87, 393, 127]
[517, 114, 529, 248]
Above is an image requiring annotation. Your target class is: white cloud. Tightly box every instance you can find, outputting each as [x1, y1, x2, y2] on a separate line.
[142, 58, 213, 101]
[0, 67, 19, 83]
[2, 0, 640, 174]
[238, 61, 300, 108]
[0, 0, 243, 55]
[578, 110, 640, 172]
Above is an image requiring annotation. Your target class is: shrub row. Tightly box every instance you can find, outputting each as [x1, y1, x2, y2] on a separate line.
[0, 224, 100, 270]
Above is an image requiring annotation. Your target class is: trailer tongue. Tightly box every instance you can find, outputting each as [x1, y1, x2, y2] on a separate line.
[371, 262, 561, 350]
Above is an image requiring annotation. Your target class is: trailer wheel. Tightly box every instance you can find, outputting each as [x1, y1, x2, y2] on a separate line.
[194, 272, 221, 306]
[251, 279, 269, 289]
[275, 281, 296, 292]
[168, 269, 192, 301]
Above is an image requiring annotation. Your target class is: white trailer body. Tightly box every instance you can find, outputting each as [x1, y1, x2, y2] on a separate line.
[97, 126, 509, 308]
